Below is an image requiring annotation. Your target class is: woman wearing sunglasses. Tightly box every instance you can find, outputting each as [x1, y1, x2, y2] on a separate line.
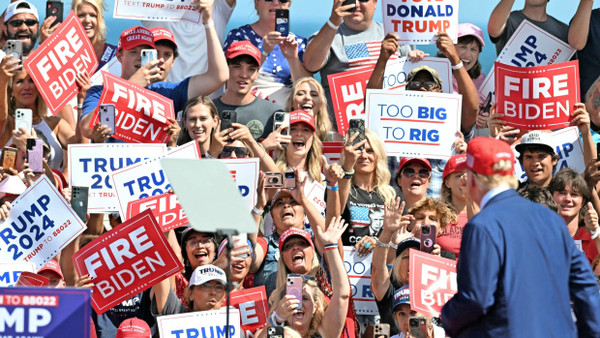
[222, 0, 311, 106]
[394, 157, 431, 213]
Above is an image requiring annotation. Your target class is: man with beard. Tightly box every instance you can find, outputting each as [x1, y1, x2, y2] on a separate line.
[2, 0, 40, 57]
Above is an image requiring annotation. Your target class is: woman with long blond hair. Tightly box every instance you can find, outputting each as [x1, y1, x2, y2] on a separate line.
[71, 0, 116, 71]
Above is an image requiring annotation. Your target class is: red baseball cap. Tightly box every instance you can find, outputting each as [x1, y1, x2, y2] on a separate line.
[116, 318, 151, 338]
[38, 259, 64, 280]
[118, 26, 155, 51]
[466, 137, 514, 176]
[278, 228, 314, 252]
[226, 41, 261, 65]
[289, 110, 316, 132]
[151, 27, 178, 49]
[397, 157, 432, 174]
[443, 154, 468, 181]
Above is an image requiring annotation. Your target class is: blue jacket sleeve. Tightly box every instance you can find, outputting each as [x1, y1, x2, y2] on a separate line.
[441, 221, 501, 336]
[567, 236, 600, 336]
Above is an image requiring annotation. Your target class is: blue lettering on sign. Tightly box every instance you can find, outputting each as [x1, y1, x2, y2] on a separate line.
[238, 186, 250, 197]
[0, 307, 52, 333]
[79, 157, 143, 173]
[383, 127, 406, 140]
[362, 284, 374, 298]
[417, 107, 447, 120]
[383, 71, 407, 88]
[0, 271, 21, 285]
[123, 170, 169, 198]
[386, 4, 453, 18]
[510, 35, 547, 67]
[555, 142, 574, 160]
[170, 325, 236, 338]
[409, 129, 439, 142]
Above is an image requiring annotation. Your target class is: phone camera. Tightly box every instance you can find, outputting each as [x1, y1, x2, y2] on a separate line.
[275, 114, 284, 122]
[409, 318, 419, 327]
[422, 226, 430, 234]
[268, 177, 279, 183]
[268, 327, 275, 334]
[284, 172, 295, 179]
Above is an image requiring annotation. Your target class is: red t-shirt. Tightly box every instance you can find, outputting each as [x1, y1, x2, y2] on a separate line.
[438, 212, 468, 259]
[573, 226, 599, 265]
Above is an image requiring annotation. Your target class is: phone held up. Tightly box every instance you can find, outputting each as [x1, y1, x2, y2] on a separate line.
[264, 170, 296, 189]
[46, 0, 64, 27]
[275, 9, 289, 37]
[420, 225, 437, 254]
[348, 118, 366, 150]
[99, 104, 116, 135]
[286, 274, 303, 310]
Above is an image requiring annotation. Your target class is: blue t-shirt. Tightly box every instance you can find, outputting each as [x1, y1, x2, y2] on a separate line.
[223, 24, 306, 86]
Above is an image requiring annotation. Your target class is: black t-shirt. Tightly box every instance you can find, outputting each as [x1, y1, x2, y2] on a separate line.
[376, 282, 400, 336]
[341, 185, 387, 246]
[92, 290, 155, 337]
[213, 96, 283, 141]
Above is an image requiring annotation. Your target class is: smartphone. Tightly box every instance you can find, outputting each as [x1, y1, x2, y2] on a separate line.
[141, 49, 158, 69]
[409, 316, 428, 338]
[234, 233, 249, 259]
[264, 172, 284, 189]
[342, 0, 357, 13]
[283, 170, 295, 189]
[286, 275, 303, 310]
[4, 40, 23, 71]
[374, 323, 390, 338]
[99, 104, 116, 135]
[26, 138, 43, 173]
[71, 186, 89, 222]
[2, 147, 18, 170]
[348, 118, 365, 150]
[15, 109, 32, 133]
[420, 224, 437, 254]
[275, 9, 289, 37]
[266, 326, 284, 338]
[480, 92, 492, 115]
[273, 112, 290, 136]
[46, 0, 64, 27]
[221, 110, 237, 132]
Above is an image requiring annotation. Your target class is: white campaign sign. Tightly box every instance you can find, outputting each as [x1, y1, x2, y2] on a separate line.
[479, 20, 575, 104]
[157, 308, 241, 338]
[0, 177, 86, 270]
[513, 127, 585, 182]
[383, 57, 453, 94]
[112, 141, 202, 219]
[113, 0, 201, 23]
[0, 262, 35, 287]
[344, 247, 378, 315]
[90, 57, 121, 87]
[220, 158, 260, 211]
[365, 89, 462, 159]
[68, 144, 167, 213]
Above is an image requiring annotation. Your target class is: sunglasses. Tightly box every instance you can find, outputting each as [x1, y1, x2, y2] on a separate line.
[219, 146, 249, 158]
[264, 0, 290, 3]
[402, 167, 431, 179]
[407, 80, 439, 91]
[6, 19, 38, 27]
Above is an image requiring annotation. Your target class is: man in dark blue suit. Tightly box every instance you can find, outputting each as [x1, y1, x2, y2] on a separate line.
[441, 137, 600, 337]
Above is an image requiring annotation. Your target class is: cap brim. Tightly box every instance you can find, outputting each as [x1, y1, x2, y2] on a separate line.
[399, 158, 432, 172]
[515, 143, 555, 155]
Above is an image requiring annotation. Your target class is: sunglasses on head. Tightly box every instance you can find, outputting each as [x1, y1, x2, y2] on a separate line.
[6, 19, 38, 27]
[407, 80, 438, 91]
[219, 146, 249, 158]
[264, 0, 290, 3]
[402, 167, 431, 179]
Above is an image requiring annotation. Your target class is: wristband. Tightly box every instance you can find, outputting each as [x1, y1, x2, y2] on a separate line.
[324, 243, 339, 251]
[273, 311, 285, 323]
[261, 48, 269, 58]
[77, 104, 83, 110]
[326, 19, 339, 30]
[270, 312, 284, 326]
[375, 237, 389, 248]
[326, 183, 339, 191]
[252, 207, 264, 216]
[203, 22, 214, 29]
[343, 168, 355, 179]
[386, 264, 394, 270]
[451, 61, 464, 70]
[592, 228, 600, 240]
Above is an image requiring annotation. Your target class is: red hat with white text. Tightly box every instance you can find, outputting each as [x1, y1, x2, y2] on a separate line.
[443, 154, 468, 181]
[118, 26, 155, 51]
[278, 228, 314, 252]
[466, 137, 514, 176]
[225, 41, 261, 66]
[151, 27, 178, 49]
[289, 110, 316, 132]
[116, 317, 151, 338]
[37, 259, 64, 280]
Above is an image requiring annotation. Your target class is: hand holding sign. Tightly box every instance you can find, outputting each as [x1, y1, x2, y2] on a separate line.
[570, 103, 591, 134]
[436, 31, 460, 65]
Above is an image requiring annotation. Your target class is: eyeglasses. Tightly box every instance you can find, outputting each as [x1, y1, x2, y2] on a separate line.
[219, 146, 249, 158]
[402, 168, 431, 179]
[186, 237, 215, 249]
[407, 81, 439, 91]
[264, 0, 290, 3]
[198, 282, 226, 292]
[6, 19, 38, 27]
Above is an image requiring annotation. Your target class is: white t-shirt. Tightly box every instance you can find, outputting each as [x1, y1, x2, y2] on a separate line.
[142, 0, 234, 83]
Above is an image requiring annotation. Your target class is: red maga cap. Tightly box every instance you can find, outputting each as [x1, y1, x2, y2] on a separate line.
[116, 318, 152, 338]
[37, 259, 64, 280]
[397, 157, 432, 174]
[150, 27, 178, 48]
[466, 137, 514, 176]
[289, 110, 316, 132]
[118, 26, 155, 51]
[278, 228, 314, 252]
[226, 41, 261, 65]
[443, 154, 468, 181]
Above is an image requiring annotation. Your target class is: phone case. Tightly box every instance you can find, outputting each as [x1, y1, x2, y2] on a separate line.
[71, 186, 89, 222]
[286, 275, 303, 309]
[409, 317, 428, 338]
[46, 1, 64, 27]
[15, 109, 32, 133]
[267, 326, 284, 338]
[26, 138, 44, 173]
[99, 104, 116, 135]
[221, 110, 237, 131]
[141, 49, 157, 68]
[342, 0, 357, 12]
[348, 118, 366, 150]
[374, 323, 390, 338]
[275, 9, 289, 36]
[4, 40, 23, 70]
[264, 172, 284, 189]
[273, 112, 290, 136]
[2, 147, 18, 170]
[283, 170, 295, 189]
[420, 225, 437, 253]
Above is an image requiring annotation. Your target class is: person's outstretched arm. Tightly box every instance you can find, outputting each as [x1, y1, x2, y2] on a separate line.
[569, 0, 594, 51]
[488, 0, 516, 39]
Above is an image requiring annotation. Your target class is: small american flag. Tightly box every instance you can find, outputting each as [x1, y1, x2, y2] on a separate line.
[345, 41, 398, 69]
[350, 206, 371, 228]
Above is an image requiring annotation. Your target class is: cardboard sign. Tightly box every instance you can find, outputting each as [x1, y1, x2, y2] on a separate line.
[513, 127, 585, 182]
[409, 249, 457, 317]
[495, 61, 579, 130]
[230, 286, 269, 336]
[479, 20, 575, 103]
[112, 141, 202, 218]
[0, 177, 86, 271]
[73, 209, 183, 314]
[88, 72, 175, 144]
[344, 246, 378, 315]
[382, 0, 459, 44]
[328, 57, 452, 134]
[90, 57, 121, 86]
[0, 263, 35, 287]
[0, 287, 91, 337]
[365, 89, 462, 159]
[221, 158, 261, 211]
[68, 143, 167, 213]
[114, 0, 201, 23]
[157, 308, 241, 338]
[305, 180, 326, 214]
[14, 272, 49, 287]
[125, 192, 187, 232]
[323, 141, 343, 166]
[25, 12, 98, 115]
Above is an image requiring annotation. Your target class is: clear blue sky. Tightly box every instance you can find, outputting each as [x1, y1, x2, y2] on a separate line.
[11, 0, 586, 73]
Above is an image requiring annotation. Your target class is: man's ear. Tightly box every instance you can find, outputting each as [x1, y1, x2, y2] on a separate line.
[116, 50, 123, 63]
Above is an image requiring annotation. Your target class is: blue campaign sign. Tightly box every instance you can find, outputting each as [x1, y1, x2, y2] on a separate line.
[0, 287, 91, 337]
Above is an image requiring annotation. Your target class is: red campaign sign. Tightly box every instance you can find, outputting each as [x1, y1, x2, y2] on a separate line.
[24, 11, 98, 115]
[495, 60, 580, 130]
[229, 286, 269, 335]
[15, 272, 49, 287]
[126, 192, 188, 232]
[72, 209, 183, 314]
[88, 72, 175, 143]
[322, 141, 343, 166]
[328, 66, 374, 134]
[409, 249, 457, 317]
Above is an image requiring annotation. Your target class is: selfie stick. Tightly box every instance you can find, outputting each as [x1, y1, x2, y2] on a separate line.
[218, 229, 238, 338]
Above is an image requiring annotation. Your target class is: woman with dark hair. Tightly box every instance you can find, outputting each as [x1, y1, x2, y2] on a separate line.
[549, 168, 600, 264]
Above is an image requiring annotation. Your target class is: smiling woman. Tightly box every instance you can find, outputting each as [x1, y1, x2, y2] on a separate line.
[71, 0, 117, 72]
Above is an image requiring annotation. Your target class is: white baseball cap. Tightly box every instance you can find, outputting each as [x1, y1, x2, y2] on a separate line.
[189, 264, 227, 287]
[5, 0, 39, 23]
[515, 131, 555, 155]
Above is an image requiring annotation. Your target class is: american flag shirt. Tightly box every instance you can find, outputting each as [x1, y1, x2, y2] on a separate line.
[341, 185, 387, 246]
[344, 40, 399, 69]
